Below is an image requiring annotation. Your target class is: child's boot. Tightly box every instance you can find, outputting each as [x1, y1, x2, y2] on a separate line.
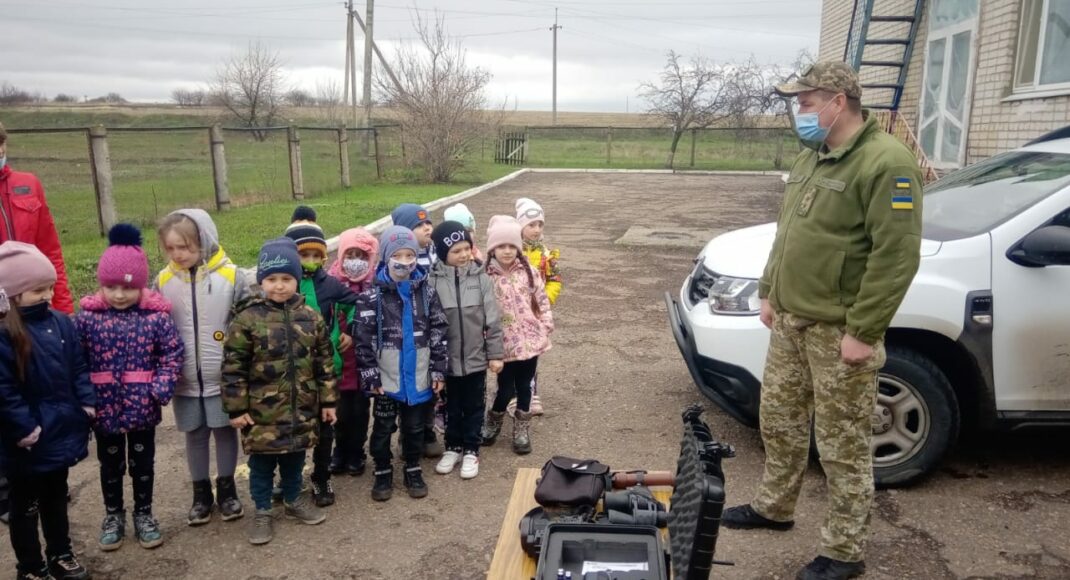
[47, 553, 89, 580]
[284, 493, 326, 525]
[513, 410, 533, 455]
[215, 475, 245, 521]
[99, 510, 125, 551]
[311, 475, 335, 507]
[133, 511, 163, 549]
[404, 464, 429, 499]
[481, 410, 506, 445]
[187, 479, 213, 526]
[371, 465, 393, 502]
[247, 509, 274, 545]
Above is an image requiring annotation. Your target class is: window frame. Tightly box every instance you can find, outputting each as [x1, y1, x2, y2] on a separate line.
[1014, 0, 1070, 95]
[919, 2, 980, 170]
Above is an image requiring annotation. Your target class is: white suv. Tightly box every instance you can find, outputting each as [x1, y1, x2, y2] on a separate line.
[667, 130, 1070, 487]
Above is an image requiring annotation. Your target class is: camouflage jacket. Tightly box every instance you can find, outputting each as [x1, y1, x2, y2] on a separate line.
[221, 295, 337, 455]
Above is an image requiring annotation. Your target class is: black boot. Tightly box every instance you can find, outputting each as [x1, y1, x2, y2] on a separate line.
[796, 556, 866, 580]
[404, 465, 428, 499]
[215, 476, 244, 521]
[371, 466, 393, 502]
[311, 476, 336, 507]
[722, 504, 794, 531]
[187, 479, 214, 526]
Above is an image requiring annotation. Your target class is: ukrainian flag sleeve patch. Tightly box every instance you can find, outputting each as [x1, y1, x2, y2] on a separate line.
[892, 177, 914, 210]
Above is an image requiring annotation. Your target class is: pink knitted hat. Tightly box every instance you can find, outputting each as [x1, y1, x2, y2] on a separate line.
[97, 223, 149, 289]
[486, 215, 524, 253]
[0, 241, 57, 300]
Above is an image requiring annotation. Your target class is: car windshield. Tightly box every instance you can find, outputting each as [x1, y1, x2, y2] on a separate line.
[922, 151, 1070, 241]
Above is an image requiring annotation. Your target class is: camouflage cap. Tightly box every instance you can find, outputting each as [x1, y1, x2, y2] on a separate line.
[775, 61, 862, 99]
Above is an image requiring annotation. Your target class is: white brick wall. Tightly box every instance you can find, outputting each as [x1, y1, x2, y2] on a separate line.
[820, 0, 1070, 165]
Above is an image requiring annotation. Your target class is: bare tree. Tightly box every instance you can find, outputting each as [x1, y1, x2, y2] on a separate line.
[284, 88, 315, 108]
[212, 42, 286, 141]
[172, 88, 207, 107]
[638, 52, 735, 168]
[0, 82, 38, 105]
[314, 78, 345, 125]
[376, 14, 493, 183]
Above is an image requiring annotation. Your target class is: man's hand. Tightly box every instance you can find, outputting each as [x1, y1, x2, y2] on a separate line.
[229, 414, 254, 429]
[83, 406, 96, 420]
[17, 426, 41, 449]
[488, 360, 504, 374]
[760, 299, 775, 329]
[841, 334, 874, 365]
[432, 380, 445, 394]
[373, 387, 385, 396]
[338, 333, 353, 352]
[321, 408, 337, 425]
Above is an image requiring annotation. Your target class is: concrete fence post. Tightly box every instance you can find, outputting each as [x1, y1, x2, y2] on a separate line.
[338, 124, 351, 189]
[288, 125, 305, 200]
[86, 125, 117, 235]
[209, 125, 231, 211]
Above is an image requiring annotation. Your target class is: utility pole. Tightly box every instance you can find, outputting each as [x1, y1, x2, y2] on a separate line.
[344, 0, 352, 106]
[362, 0, 375, 155]
[551, 8, 561, 125]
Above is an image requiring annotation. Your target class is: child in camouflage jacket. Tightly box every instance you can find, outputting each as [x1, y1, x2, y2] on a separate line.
[221, 238, 337, 546]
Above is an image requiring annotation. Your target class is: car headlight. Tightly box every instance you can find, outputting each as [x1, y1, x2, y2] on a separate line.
[707, 275, 761, 315]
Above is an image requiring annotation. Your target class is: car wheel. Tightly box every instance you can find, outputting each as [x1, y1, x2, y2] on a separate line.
[871, 346, 959, 488]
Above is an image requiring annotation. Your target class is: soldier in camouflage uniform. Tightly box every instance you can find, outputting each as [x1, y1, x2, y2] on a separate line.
[722, 62, 923, 580]
[222, 238, 337, 545]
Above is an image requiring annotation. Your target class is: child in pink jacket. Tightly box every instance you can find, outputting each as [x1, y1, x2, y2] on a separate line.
[480, 216, 553, 455]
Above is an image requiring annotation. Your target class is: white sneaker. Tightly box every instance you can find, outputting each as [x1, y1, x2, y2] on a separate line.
[435, 450, 461, 474]
[460, 452, 480, 479]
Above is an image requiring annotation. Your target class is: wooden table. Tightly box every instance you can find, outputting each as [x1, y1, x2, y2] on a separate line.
[487, 468, 673, 580]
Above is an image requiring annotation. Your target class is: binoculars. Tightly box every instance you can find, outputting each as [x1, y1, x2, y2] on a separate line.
[604, 487, 668, 528]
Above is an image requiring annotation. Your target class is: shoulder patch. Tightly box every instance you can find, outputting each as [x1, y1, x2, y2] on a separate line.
[892, 176, 914, 210]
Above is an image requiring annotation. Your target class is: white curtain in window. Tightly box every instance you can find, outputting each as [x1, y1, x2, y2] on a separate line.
[1040, 0, 1070, 85]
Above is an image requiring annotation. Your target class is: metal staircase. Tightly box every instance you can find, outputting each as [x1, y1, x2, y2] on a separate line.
[843, 0, 926, 111]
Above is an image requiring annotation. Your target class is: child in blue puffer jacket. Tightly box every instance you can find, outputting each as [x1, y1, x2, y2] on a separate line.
[0, 241, 95, 580]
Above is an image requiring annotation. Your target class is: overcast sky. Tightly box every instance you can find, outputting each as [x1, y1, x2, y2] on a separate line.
[3, 0, 822, 112]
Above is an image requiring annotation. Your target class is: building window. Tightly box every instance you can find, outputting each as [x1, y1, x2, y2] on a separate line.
[919, 0, 979, 169]
[1015, 0, 1070, 92]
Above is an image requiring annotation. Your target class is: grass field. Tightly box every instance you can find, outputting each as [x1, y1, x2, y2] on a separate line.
[1, 105, 795, 300]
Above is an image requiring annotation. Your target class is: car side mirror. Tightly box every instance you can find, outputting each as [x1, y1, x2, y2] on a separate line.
[1007, 225, 1070, 267]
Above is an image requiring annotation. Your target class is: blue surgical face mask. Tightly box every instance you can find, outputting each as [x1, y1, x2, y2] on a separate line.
[0, 156, 6, 171]
[793, 98, 840, 146]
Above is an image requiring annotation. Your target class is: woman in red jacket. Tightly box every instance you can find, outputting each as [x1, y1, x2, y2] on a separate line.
[0, 122, 73, 314]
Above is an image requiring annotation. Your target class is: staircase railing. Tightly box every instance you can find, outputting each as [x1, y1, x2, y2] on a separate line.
[872, 110, 939, 183]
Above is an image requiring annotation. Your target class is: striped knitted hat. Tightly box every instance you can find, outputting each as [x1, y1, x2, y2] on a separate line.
[285, 205, 327, 257]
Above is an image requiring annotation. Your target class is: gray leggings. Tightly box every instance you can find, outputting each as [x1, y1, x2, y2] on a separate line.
[185, 426, 239, 482]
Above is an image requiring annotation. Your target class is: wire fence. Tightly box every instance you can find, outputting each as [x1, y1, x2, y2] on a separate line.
[6, 123, 403, 237]
[497, 125, 799, 171]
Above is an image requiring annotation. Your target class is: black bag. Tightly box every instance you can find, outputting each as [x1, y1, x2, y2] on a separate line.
[534, 456, 611, 508]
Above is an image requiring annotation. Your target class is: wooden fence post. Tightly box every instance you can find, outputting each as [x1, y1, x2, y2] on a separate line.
[288, 125, 305, 200]
[209, 125, 231, 211]
[338, 124, 351, 189]
[774, 129, 786, 170]
[690, 128, 697, 168]
[373, 129, 383, 179]
[606, 127, 613, 165]
[399, 129, 407, 165]
[86, 125, 117, 235]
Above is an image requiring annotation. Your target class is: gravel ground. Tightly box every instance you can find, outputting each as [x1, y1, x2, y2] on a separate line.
[2, 172, 1069, 579]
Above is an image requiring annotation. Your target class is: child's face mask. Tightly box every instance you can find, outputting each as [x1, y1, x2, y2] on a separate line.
[342, 258, 370, 279]
[388, 258, 417, 277]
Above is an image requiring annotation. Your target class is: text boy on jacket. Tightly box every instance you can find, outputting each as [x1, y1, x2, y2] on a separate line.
[352, 226, 449, 502]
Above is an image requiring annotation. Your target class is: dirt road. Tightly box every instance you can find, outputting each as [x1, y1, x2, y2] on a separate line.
[3, 172, 1068, 579]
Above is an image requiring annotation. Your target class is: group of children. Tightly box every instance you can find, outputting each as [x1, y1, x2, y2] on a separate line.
[0, 195, 561, 579]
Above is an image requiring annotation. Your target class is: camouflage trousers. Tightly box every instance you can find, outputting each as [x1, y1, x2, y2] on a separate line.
[751, 311, 886, 562]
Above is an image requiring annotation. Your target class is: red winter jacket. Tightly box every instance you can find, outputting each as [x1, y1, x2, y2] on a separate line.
[0, 165, 74, 313]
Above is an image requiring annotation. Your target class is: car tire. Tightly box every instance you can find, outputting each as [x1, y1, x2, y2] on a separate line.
[810, 346, 960, 489]
[872, 346, 960, 488]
